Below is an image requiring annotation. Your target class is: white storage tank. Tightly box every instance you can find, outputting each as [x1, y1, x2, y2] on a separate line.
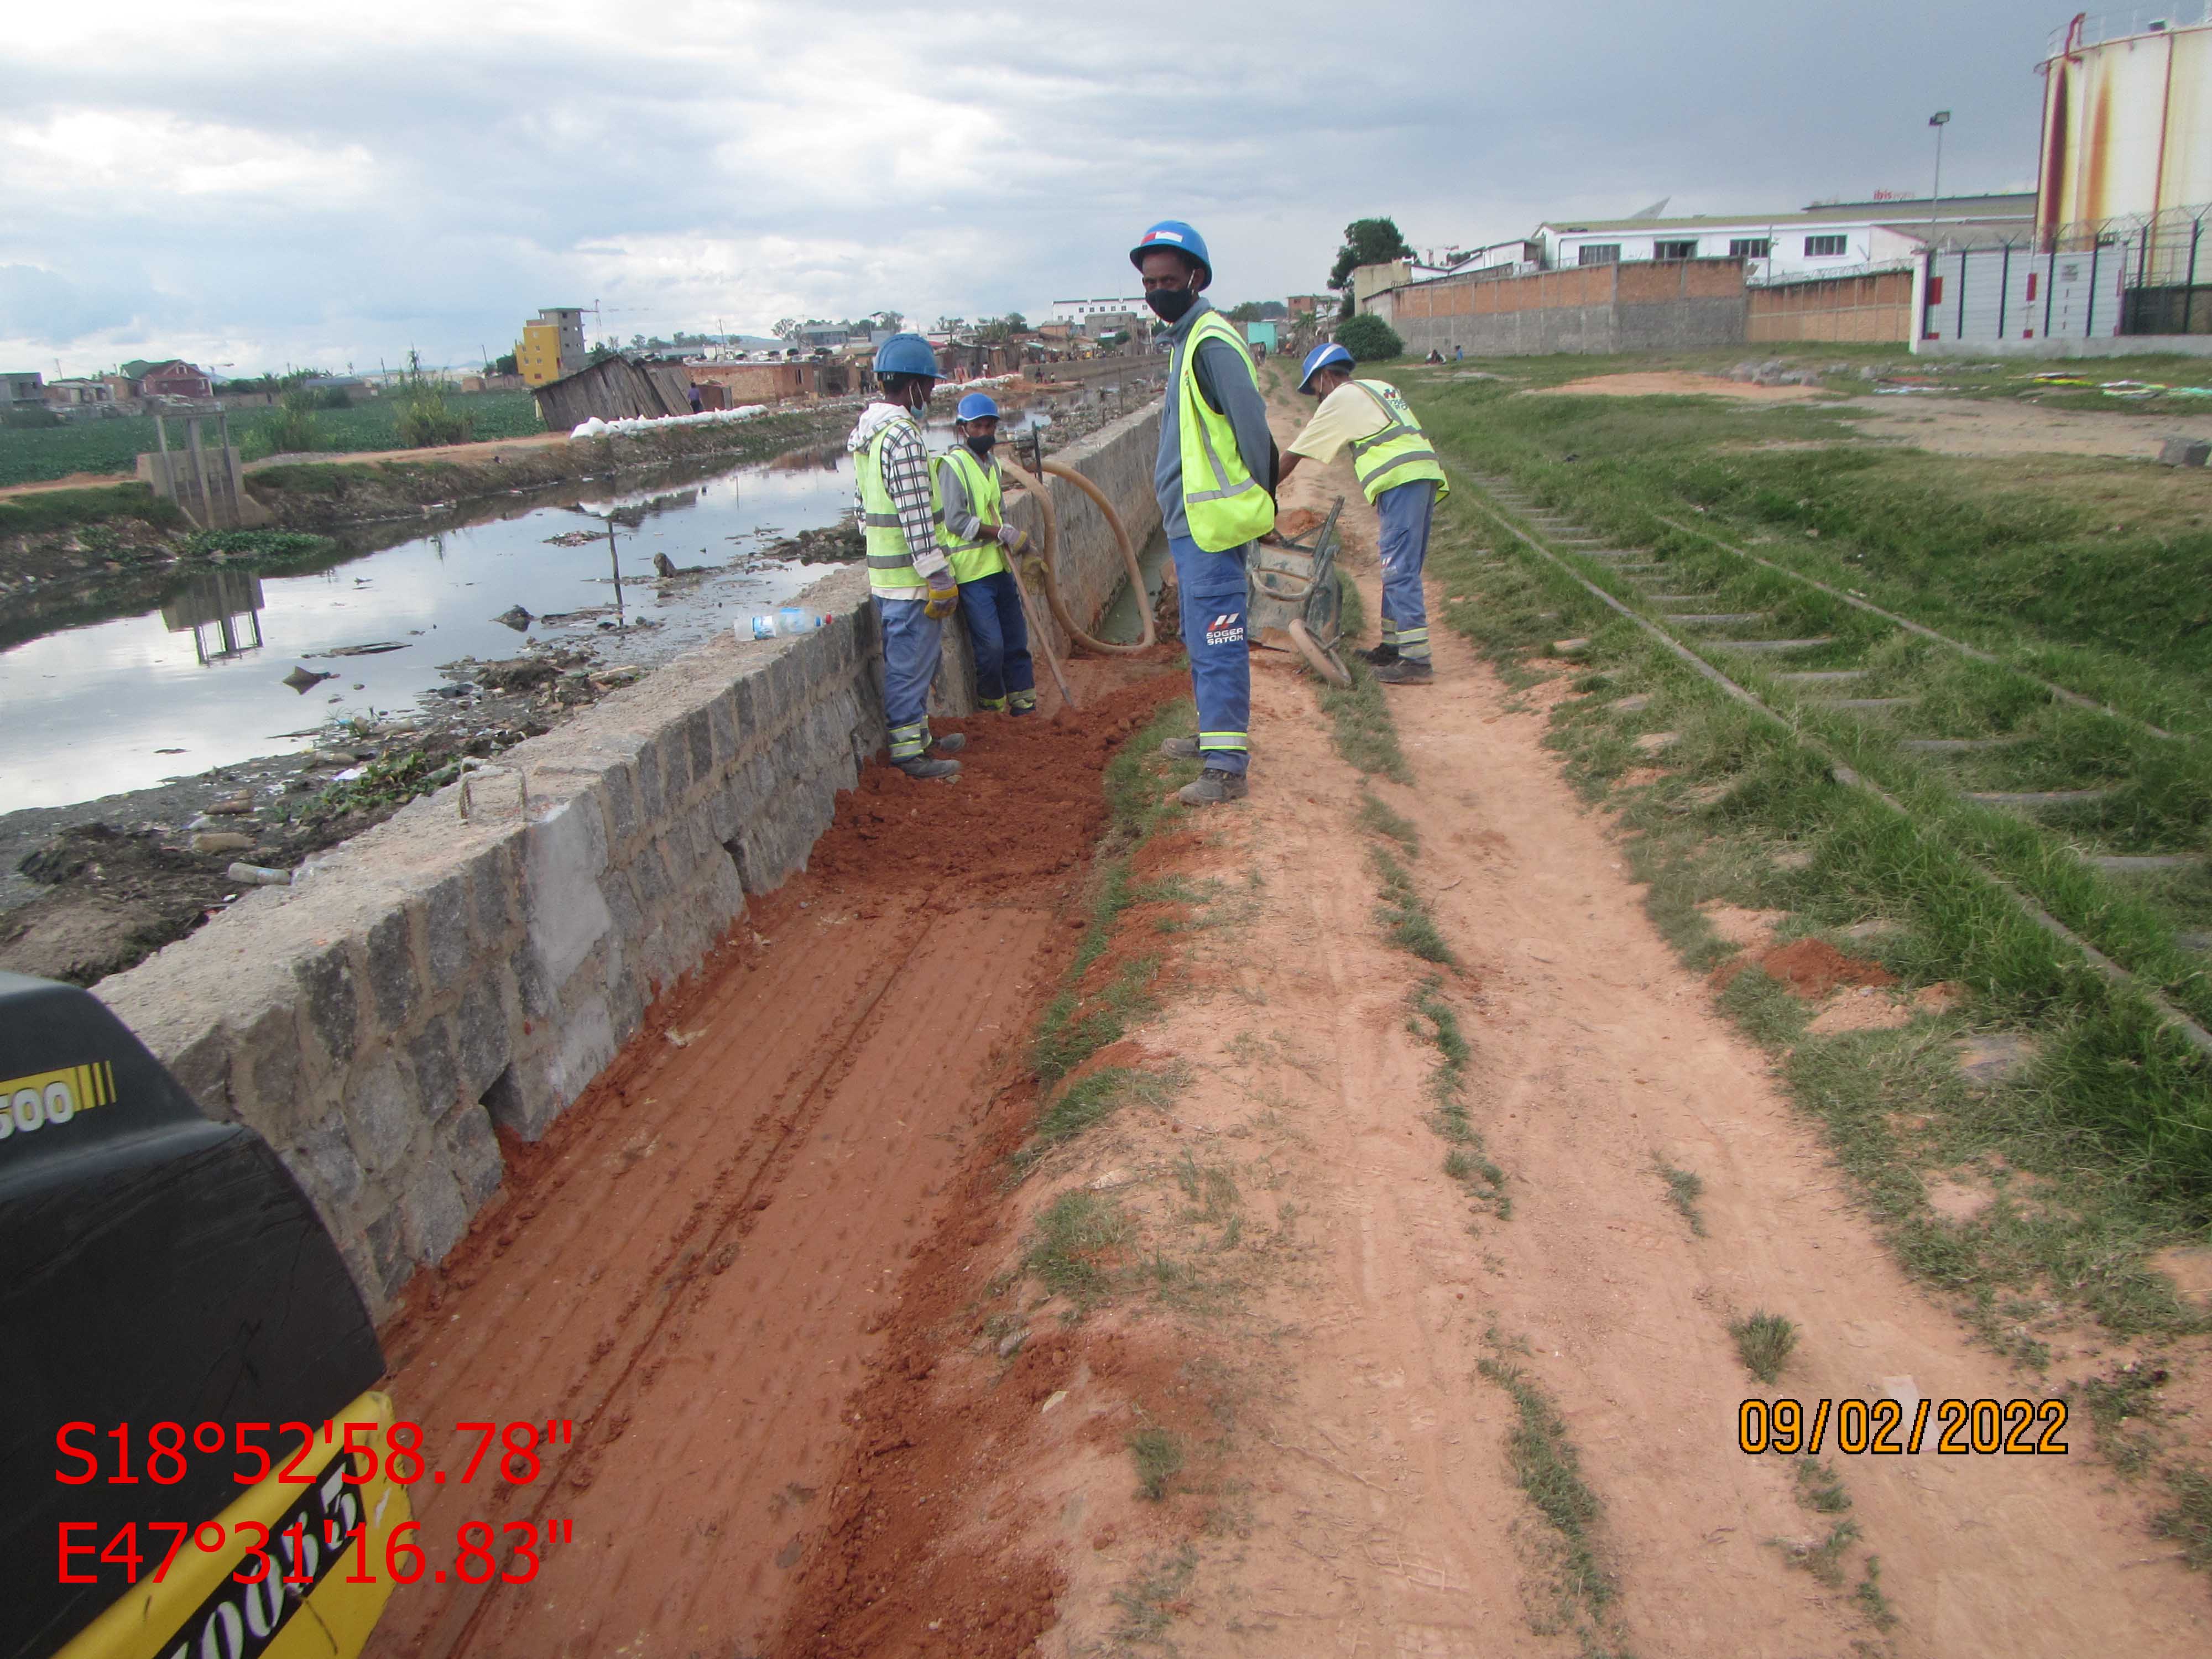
[2037, 7, 2212, 234]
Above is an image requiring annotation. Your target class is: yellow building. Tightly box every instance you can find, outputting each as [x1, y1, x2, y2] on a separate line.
[515, 307, 587, 387]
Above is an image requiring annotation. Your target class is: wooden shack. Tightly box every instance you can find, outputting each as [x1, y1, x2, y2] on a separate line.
[531, 354, 696, 428]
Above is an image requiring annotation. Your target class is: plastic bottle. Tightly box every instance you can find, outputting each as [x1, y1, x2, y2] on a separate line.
[739, 609, 822, 642]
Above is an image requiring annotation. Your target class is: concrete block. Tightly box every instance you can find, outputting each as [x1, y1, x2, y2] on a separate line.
[287, 1110, 365, 1207]
[405, 1015, 463, 1120]
[524, 795, 614, 987]
[344, 1052, 419, 1176]
[634, 743, 667, 825]
[2160, 436, 2211, 467]
[541, 990, 615, 1129]
[293, 938, 363, 1072]
[681, 708, 713, 794]
[230, 999, 306, 1137]
[482, 1059, 557, 1141]
[708, 692, 740, 769]
[467, 835, 520, 951]
[441, 1104, 505, 1206]
[399, 1161, 469, 1267]
[365, 907, 420, 1031]
[508, 945, 556, 1025]
[603, 761, 641, 852]
[422, 872, 470, 997]
[453, 977, 508, 1103]
[362, 1201, 409, 1298]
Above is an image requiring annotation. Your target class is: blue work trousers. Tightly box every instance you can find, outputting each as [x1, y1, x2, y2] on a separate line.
[958, 569, 1035, 711]
[877, 593, 944, 760]
[1375, 481, 1437, 662]
[1172, 535, 1251, 775]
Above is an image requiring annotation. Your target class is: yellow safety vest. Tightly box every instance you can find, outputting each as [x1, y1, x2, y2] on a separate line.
[857, 415, 943, 596]
[1174, 311, 1276, 551]
[933, 445, 1006, 583]
[1345, 379, 1448, 503]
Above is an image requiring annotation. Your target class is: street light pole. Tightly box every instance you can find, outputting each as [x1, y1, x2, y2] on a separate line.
[1927, 111, 1953, 246]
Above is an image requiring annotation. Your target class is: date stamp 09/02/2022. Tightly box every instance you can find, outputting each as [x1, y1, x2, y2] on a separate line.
[1739, 1396, 2069, 1457]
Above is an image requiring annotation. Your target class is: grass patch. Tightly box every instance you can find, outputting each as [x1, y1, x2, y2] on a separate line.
[1794, 1457, 1851, 1514]
[1854, 1556, 1898, 1630]
[1128, 1427, 1186, 1501]
[1025, 1191, 1132, 1305]
[1029, 955, 1160, 1087]
[2158, 1464, 2212, 1572]
[1730, 1311, 1799, 1384]
[1373, 846, 1456, 965]
[1107, 1547, 1197, 1648]
[1319, 653, 1415, 784]
[1656, 1160, 1707, 1237]
[1477, 1349, 1615, 1615]
[0, 483, 182, 537]
[1358, 786, 1421, 853]
[1777, 1519, 1860, 1588]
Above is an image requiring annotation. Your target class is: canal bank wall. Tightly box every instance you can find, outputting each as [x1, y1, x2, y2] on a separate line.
[95, 400, 1166, 1311]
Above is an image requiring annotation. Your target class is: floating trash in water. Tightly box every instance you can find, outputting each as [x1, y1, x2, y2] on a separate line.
[283, 667, 336, 693]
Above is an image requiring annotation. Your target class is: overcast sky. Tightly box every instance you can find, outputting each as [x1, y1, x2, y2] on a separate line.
[3, 1, 2055, 377]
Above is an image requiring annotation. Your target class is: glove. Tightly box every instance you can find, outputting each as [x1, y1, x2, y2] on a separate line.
[995, 523, 1030, 556]
[922, 574, 958, 620]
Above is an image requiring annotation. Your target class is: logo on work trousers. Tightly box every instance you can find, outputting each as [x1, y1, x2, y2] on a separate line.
[1204, 613, 1245, 646]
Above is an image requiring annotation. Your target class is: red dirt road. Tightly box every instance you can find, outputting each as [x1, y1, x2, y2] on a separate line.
[364, 667, 1180, 1659]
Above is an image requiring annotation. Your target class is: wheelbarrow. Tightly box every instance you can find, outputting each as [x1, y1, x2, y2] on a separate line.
[1249, 494, 1352, 687]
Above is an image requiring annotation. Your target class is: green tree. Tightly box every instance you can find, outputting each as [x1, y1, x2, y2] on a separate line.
[1327, 217, 1415, 294]
[1334, 314, 1402, 362]
[492, 352, 518, 376]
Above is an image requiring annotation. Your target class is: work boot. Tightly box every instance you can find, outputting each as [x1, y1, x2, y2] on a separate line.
[896, 755, 962, 780]
[1374, 658, 1434, 685]
[1161, 735, 1258, 761]
[1362, 642, 1401, 666]
[930, 732, 968, 754]
[1176, 767, 1249, 806]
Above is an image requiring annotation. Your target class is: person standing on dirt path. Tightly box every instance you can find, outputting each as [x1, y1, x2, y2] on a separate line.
[849, 332, 967, 779]
[1277, 341, 1448, 685]
[934, 392, 1036, 718]
[1131, 218, 1277, 806]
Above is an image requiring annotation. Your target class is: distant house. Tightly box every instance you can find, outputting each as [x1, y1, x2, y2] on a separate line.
[43, 378, 116, 407]
[136, 361, 214, 400]
[517, 308, 588, 387]
[2, 372, 43, 408]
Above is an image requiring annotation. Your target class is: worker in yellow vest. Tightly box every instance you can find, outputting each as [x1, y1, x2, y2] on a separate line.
[933, 392, 1035, 716]
[1131, 220, 1277, 805]
[1278, 341, 1449, 684]
[847, 333, 966, 778]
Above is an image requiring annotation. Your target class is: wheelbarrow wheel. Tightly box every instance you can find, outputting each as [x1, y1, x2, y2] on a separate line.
[1287, 618, 1352, 688]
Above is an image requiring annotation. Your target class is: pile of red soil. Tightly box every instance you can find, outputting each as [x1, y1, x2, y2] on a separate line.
[1717, 937, 1898, 1000]
[803, 669, 1187, 902]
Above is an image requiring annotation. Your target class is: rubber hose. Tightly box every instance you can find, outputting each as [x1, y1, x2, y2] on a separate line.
[998, 456, 1155, 656]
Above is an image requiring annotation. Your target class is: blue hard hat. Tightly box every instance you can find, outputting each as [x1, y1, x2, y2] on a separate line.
[956, 392, 1000, 422]
[873, 332, 939, 378]
[1299, 341, 1355, 394]
[1129, 220, 1213, 289]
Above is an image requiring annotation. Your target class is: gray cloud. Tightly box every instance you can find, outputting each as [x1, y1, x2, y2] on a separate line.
[3, 0, 2053, 374]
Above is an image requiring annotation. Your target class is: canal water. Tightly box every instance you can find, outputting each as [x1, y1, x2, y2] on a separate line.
[1, 450, 865, 812]
[0, 398, 1131, 816]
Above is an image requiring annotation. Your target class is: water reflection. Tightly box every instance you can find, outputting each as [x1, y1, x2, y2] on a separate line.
[160, 571, 267, 665]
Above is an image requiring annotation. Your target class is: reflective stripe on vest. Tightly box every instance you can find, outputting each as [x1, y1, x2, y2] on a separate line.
[857, 417, 943, 592]
[933, 446, 1007, 583]
[1174, 312, 1276, 551]
[1345, 380, 1449, 504]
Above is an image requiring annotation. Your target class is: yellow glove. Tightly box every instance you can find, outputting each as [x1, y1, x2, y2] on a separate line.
[923, 574, 958, 620]
[995, 524, 1031, 558]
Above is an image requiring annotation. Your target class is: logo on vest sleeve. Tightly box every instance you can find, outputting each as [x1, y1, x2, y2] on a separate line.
[1204, 613, 1245, 646]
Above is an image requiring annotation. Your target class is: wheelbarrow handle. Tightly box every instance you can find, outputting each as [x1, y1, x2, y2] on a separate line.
[1252, 567, 1318, 601]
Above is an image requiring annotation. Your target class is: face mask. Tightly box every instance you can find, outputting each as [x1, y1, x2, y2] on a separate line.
[1146, 285, 1197, 324]
[966, 432, 995, 457]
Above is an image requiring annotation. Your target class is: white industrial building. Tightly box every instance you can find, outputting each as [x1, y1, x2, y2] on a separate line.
[1532, 195, 2036, 284]
[1046, 296, 1148, 329]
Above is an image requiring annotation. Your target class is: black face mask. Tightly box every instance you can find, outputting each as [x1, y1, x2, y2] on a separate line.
[1146, 285, 1198, 324]
[966, 433, 995, 457]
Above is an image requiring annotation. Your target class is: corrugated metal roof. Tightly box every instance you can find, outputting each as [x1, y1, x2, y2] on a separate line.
[1542, 196, 2034, 236]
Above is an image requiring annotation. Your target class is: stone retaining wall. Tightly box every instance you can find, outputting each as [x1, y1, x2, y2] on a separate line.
[96, 399, 1165, 1312]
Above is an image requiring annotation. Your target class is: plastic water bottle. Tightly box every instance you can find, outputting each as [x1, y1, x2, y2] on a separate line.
[739, 609, 821, 642]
